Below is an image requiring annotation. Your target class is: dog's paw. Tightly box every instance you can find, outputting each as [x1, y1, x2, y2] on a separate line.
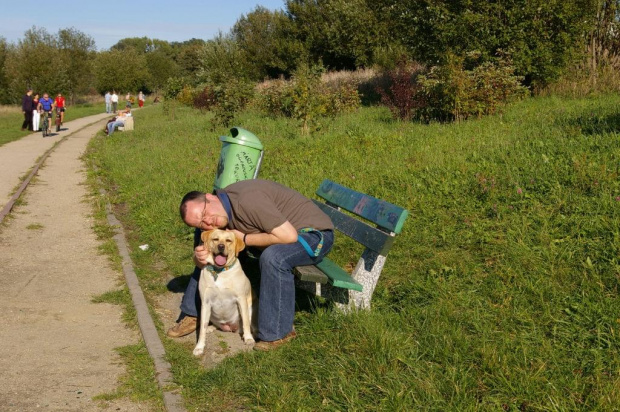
[193, 346, 205, 357]
[206, 325, 216, 333]
[243, 336, 255, 345]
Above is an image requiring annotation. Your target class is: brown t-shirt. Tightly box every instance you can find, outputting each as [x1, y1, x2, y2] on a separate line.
[219, 179, 334, 234]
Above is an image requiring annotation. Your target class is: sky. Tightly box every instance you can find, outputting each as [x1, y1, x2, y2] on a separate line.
[0, 0, 286, 50]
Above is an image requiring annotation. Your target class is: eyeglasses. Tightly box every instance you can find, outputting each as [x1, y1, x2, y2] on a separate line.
[199, 199, 209, 230]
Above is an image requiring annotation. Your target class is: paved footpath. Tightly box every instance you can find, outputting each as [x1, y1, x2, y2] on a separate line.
[0, 116, 152, 411]
[0, 114, 110, 206]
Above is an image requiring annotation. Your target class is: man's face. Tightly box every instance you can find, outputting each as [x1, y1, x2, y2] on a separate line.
[43, 94, 48, 99]
[185, 196, 228, 231]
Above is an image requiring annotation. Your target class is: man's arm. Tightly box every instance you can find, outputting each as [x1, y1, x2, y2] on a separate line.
[235, 221, 298, 248]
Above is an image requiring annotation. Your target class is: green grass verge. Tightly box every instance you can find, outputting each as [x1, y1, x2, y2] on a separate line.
[85, 161, 165, 411]
[87, 95, 620, 410]
[0, 103, 106, 147]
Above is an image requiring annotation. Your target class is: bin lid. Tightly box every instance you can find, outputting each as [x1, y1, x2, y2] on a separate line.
[219, 127, 264, 150]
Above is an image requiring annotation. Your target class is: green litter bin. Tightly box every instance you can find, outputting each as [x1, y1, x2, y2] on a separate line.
[213, 127, 264, 190]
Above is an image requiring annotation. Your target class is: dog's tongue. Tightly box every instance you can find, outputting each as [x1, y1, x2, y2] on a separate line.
[214, 254, 228, 267]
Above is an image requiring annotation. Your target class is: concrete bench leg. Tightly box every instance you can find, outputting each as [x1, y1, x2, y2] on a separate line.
[344, 249, 385, 310]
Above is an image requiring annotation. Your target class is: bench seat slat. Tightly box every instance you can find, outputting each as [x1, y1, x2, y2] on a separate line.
[294, 264, 328, 283]
[316, 179, 409, 234]
[316, 258, 363, 291]
[294, 259, 363, 291]
[313, 200, 395, 256]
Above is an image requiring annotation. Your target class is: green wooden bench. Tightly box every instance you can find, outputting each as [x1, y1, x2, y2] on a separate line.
[294, 179, 409, 310]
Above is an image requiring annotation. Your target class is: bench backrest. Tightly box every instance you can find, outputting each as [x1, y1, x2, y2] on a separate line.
[313, 179, 409, 256]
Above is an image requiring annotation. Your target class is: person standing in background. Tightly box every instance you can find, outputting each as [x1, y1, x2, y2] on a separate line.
[21, 89, 33, 131]
[104, 91, 111, 113]
[32, 93, 40, 132]
[125, 92, 132, 108]
[111, 91, 118, 113]
[138, 91, 144, 108]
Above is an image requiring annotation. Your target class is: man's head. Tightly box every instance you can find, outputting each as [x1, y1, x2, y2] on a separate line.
[43, 93, 49, 99]
[57, 93, 62, 98]
[27, 89, 33, 95]
[180, 191, 228, 230]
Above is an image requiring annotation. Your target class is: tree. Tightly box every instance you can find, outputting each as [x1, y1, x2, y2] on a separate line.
[146, 50, 178, 92]
[232, 6, 303, 79]
[383, 0, 593, 87]
[57, 28, 96, 102]
[0, 37, 11, 104]
[285, 0, 390, 70]
[4, 27, 66, 100]
[94, 49, 150, 94]
[111, 37, 174, 56]
[173, 39, 207, 79]
[197, 33, 247, 85]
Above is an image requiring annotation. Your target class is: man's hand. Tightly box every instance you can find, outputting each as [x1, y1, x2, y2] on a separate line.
[193, 244, 208, 268]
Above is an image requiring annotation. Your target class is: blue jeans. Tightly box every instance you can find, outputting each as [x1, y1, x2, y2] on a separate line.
[180, 229, 334, 341]
[107, 120, 124, 135]
[105, 102, 111, 113]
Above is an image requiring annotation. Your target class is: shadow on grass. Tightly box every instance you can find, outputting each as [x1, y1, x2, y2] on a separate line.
[570, 112, 620, 135]
[165, 250, 331, 317]
[167, 274, 191, 293]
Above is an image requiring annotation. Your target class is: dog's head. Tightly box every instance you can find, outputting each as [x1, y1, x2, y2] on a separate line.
[200, 229, 245, 268]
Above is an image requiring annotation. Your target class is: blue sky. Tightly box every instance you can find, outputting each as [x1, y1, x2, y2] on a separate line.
[0, 0, 286, 50]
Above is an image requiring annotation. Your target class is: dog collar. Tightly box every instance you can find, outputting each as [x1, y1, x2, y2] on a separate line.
[205, 257, 237, 281]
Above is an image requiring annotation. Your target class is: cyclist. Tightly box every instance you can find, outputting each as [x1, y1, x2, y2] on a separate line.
[54, 93, 66, 125]
[38, 93, 55, 134]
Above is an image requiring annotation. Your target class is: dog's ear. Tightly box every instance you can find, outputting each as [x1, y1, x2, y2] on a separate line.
[200, 230, 214, 244]
[235, 235, 246, 255]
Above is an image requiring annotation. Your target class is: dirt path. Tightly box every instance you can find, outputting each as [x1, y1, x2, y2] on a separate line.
[0, 120, 150, 411]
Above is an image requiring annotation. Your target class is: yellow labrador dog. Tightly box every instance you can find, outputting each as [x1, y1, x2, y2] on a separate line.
[193, 229, 256, 357]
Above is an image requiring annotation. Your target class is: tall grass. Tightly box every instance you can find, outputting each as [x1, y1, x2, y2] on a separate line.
[87, 94, 620, 410]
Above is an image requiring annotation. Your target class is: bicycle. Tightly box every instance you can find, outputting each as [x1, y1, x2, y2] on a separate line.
[55, 107, 62, 133]
[41, 111, 52, 137]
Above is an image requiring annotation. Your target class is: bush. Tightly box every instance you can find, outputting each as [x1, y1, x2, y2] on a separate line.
[211, 77, 255, 128]
[376, 61, 427, 121]
[377, 54, 528, 122]
[193, 86, 216, 112]
[177, 85, 195, 107]
[418, 52, 528, 121]
[254, 66, 361, 134]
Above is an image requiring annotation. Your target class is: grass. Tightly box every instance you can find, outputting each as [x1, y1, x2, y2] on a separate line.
[0, 103, 107, 147]
[84, 163, 165, 410]
[86, 94, 620, 410]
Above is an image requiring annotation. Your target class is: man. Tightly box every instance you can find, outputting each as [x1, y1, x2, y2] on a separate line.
[37, 93, 54, 134]
[106, 105, 131, 136]
[21, 89, 33, 131]
[54, 93, 66, 125]
[111, 91, 118, 113]
[169, 179, 334, 351]
[104, 91, 111, 113]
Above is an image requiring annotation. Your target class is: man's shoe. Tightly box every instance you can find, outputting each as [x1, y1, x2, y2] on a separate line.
[166, 315, 197, 338]
[253, 330, 297, 352]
